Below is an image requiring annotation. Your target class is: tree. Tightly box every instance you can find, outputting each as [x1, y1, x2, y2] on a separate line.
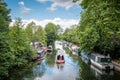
[25, 22, 36, 43]
[0, 0, 11, 32]
[0, 0, 12, 78]
[79, 27, 99, 52]
[61, 27, 79, 45]
[25, 22, 47, 46]
[0, 33, 13, 78]
[76, 0, 120, 57]
[9, 18, 34, 68]
[34, 25, 46, 45]
[45, 23, 59, 46]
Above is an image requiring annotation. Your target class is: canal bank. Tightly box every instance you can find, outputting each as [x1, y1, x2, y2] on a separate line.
[112, 61, 120, 72]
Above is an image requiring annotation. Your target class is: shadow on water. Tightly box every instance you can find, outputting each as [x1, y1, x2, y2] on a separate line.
[77, 58, 98, 80]
[8, 62, 45, 80]
[45, 50, 56, 67]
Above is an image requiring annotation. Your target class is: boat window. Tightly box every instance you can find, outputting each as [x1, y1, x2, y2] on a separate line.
[38, 51, 45, 57]
[48, 47, 52, 49]
[101, 58, 111, 63]
[38, 54, 41, 57]
[37, 50, 43, 53]
[98, 57, 101, 63]
[91, 54, 95, 61]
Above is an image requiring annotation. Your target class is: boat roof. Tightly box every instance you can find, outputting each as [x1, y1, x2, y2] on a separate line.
[37, 50, 44, 53]
[91, 53, 110, 58]
[57, 49, 65, 55]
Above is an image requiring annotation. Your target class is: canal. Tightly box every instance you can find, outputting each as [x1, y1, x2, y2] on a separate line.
[9, 41, 120, 80]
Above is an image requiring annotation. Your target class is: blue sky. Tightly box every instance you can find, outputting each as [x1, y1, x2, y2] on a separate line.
[5, 0, 82, 20]
[4, 0, 82, 29]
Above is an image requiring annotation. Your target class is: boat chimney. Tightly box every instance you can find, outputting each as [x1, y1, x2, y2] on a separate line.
[107, 54, 110, 58]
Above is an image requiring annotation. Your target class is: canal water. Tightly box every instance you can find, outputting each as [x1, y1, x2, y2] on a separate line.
[9, 41, 120, 80]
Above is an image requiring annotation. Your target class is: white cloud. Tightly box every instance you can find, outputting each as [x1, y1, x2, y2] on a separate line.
[37, 0, 81, 11]
[10, 18, 79, 30]
[47, 3, 57, 11]
[21, 7, 31, 15]
[18, 1, 31, 15]
[18, 1, 24, 6]
[49, 0, 74, 11]
[36, 0, 50, 3]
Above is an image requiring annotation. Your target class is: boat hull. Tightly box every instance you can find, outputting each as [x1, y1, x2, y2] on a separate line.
[90, 59, 114, 70]
[56, 60, 65, 64]
[37, 57, 44, 61]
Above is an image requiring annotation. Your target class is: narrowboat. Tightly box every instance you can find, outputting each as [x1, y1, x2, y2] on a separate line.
[56, 54, 65, 64]
[90, 65, 114, 76]
[47, 45, 53, 53]
[80, 51, 91, 61]
[37, 50, 46, 61]
[90, 53, 114, 70]
[56, 50, 65, 64]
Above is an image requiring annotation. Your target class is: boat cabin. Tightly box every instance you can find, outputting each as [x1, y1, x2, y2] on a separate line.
[47, 45, 52, 53]
[90, 53, 114, 70]
[57, 54, 64, 60]
[56, 49, 65, 64]
[37, 50, 46, 61]
[91, 54, 111, 63]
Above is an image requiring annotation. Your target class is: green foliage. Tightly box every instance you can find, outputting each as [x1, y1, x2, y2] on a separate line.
[0, 18, 35, 79]
[25, 22, 36, 42]
[9, 18, 35, 67]
[61, 27, 79, 45]
[0, 0, 11, 32]
[45, 23, 59, 46]
[34, 25, 47, 45]
[25, 22, 46, 45]
[0, 0, 36, 79]
[13, 18, 24, 27]
[0, 0, 12, 78]
[0, 33, 13, 77]
[68, 0, 120, 57]
[77, 0, 120, 56]
[79, 27, 99, 52]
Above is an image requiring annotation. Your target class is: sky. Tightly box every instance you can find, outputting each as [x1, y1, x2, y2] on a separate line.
[4, 0, 82, 29]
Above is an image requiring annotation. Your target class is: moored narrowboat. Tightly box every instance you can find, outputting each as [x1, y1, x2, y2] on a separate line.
[37, 50, 46, 61]
[90, 53, 114, 70]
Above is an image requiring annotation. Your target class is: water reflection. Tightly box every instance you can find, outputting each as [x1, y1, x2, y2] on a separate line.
[77, 58, 98, 80]
[45, 50, 56, 67]
[33, 60, 46, 77]
[29, 52, 80, 80]
[57, 64, 64, 70]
